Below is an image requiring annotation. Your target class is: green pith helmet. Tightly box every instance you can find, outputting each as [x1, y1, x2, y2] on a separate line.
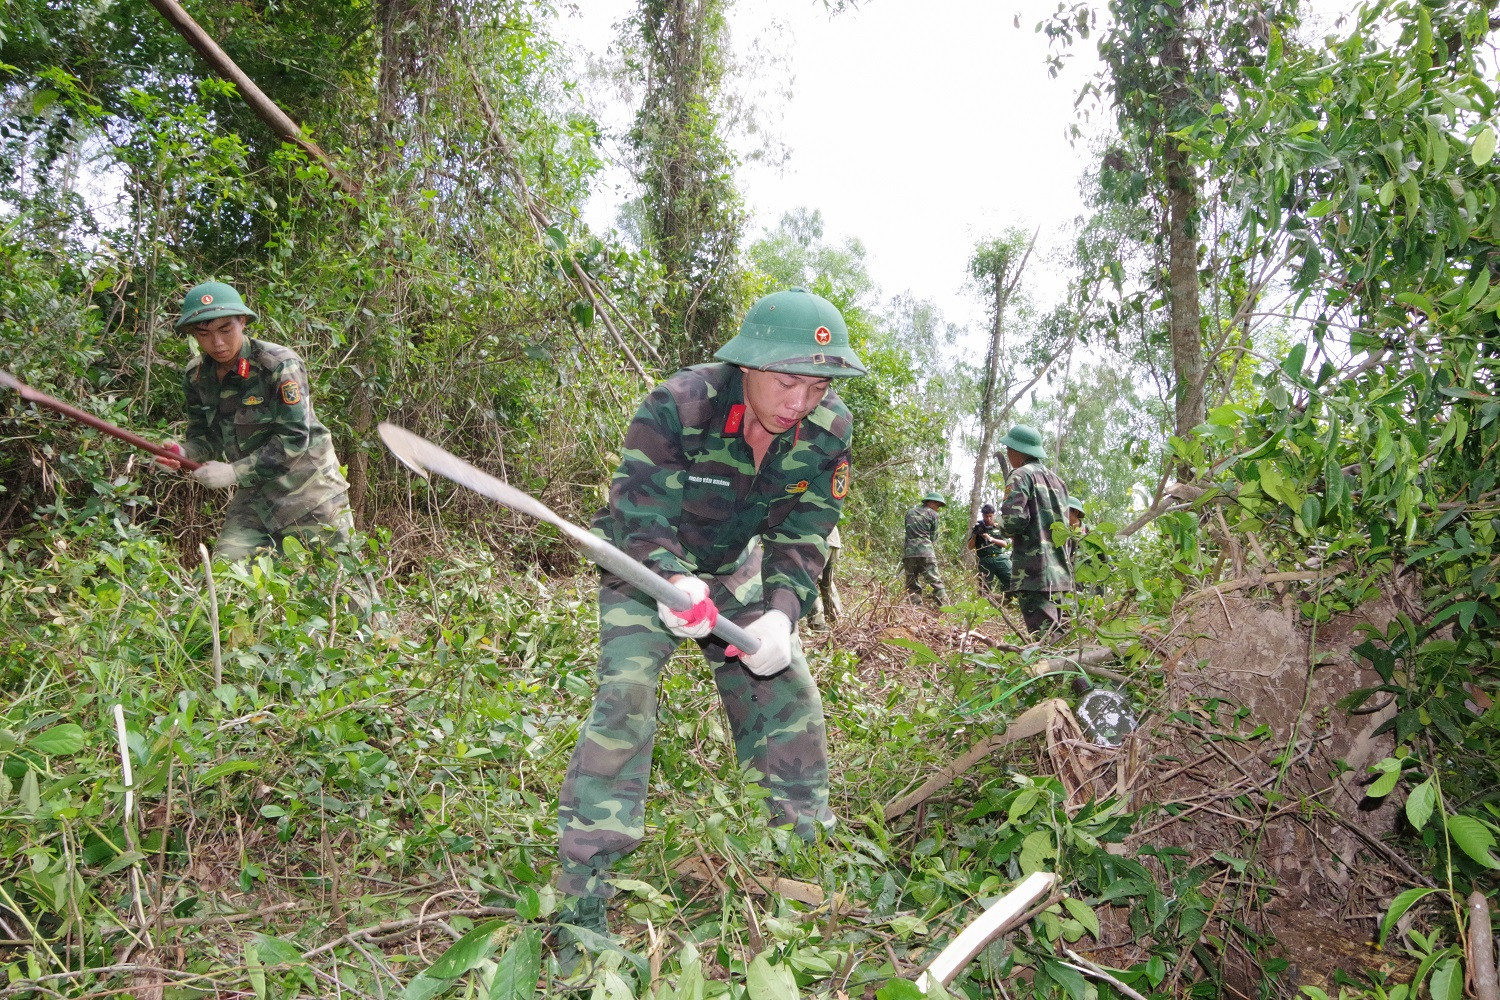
[999, 424, 1047, 460]
[922, 491, 947, 506]
[715, 288, 867, 377]
[174, 281, 258, 330]
[1068, 497, 1086, 515]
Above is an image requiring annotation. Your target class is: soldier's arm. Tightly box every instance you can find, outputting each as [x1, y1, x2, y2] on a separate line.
[595, 385, 695, 577]
[181, 367, 213, 463]
[999, 472, 1031, 537]
[761, 436, 850, 622]
[230, 358, 317, 487]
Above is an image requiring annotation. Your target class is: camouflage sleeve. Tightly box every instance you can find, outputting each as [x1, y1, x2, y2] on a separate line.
[182, 367, 213, 463]
[761, 437, 851, 622]
[596, 385, 695, 578]
[999, 469, 1031, 538]
[230, 357, 317, 488]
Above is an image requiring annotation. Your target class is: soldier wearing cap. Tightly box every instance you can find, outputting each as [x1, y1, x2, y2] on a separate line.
[159, 281, 353, 562]
[553, 288, 864, 959]
[903, 492, 948, 607]
[997, 425, 1072, 638]
[968, 502, 1012, 595]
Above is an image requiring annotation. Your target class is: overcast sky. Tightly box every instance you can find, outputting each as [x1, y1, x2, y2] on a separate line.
[560, 0, 1106, 340]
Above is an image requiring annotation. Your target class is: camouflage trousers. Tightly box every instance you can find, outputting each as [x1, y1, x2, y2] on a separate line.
[1017, 589, 1066, 640]
[809, 546, 842, 627]
[216, 491, 355, 562]
[556, 571, 833, 899]
[903, 556, 947, 607]
[977, 554, 1013, 595]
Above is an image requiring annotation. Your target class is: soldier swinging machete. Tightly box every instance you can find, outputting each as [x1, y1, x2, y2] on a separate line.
[377, 421, 762, 655]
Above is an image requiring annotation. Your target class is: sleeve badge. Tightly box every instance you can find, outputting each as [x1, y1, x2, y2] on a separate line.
[830, 459, 851, 499]
[279, 379, 302, 405]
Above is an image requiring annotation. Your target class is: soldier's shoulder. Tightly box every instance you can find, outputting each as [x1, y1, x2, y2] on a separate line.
[806, 386, 852, 444]
[184, 354, 204, 377]
[652, 364, 734, 429]
[250, 338, 303, 371]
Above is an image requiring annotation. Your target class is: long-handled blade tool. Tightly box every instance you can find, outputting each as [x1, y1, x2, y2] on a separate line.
[378, 421, 761, 654]
[0, 369, 202, 471]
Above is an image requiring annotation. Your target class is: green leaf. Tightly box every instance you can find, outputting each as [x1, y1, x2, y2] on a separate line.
[1430, 957, 1461, 1000]
[1378, 886, 1442, 947]
[1405, 778, 1436, 831]
[673, 942, 705, 1000]
[1473, 126, 1497, 167]
[1368, 766, 1401, 799]
[245, 941, 267, 1000]
[1446, 814, 1500, 868]
[199, 759, 259, 783]
[28, 724, 86, 756]
[252, 935, 305, 967]
[1061, 897, 1100, 939]
[20, 770, 40, 813]
[1281, 342, 1307, 378]
[1048, 961, 1088, 1000]
[99, 850, 147, 876]
[488, 928, 540, 1000]
[875, 980, 925, 1000]
[590, 970, 633, 1000]
[401, 971, 455, 1000]
[428, 919, 502, 979]
[544, 226, 568, 251]
[1301, 495, 1322, 529]
[570, 300, 595, 329]
[748, 952, 799, 1000]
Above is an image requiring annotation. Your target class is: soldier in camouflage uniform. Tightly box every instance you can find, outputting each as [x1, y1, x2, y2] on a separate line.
[553, 288, 864, 958]
[997, 425, 1072, 639]
[968, 502, 1012, 594]
[903, 492, 948, 607]
[159, 281, 353, 561]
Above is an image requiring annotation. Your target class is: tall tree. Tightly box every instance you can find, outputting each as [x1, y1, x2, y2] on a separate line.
[966, 229, 1036, 528]
[1043, 0, 1293, 445]
[627, 0, 746, 369]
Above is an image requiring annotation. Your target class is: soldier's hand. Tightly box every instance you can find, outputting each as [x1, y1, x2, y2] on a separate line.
[190, 461, 238, 489]
[155, 441, 185, 471]
[658, 575, 719, 639]
[729, 610, 792, 677]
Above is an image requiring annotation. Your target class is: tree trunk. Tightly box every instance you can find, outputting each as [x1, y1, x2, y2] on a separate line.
[1162, 34, 1205, 448]
[969, 273, 1007, 528]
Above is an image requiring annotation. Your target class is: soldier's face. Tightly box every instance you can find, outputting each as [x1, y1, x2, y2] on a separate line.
[191, 316, 248, 364]
[739, 368, 831, 436]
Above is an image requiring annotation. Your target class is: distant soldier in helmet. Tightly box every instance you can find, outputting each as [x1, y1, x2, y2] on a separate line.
[968, 502, 1012, 595]
[157, 281, 354, 562]
[553, 288, 863, 963]
[997, 425, 1072, 638]
[903, 491, 948, 607]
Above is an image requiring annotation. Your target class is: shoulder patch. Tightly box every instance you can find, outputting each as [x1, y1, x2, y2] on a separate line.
[830, 459, 851, 500]
[279, 379, 302, 405]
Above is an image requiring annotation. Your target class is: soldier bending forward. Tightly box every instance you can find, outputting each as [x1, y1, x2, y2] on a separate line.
[553, 289, 865, 955]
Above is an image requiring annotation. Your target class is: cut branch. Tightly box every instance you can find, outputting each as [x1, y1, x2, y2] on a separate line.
[145, 0, 357, 197]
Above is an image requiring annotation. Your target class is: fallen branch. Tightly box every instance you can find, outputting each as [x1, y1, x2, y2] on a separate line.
[1062, 948, 1151, 1000]
[301, 906, 514, 960]
[145, 0, 356, 197]
[884, 700, 1062, 821]
[673, 856, 839, 909]
[1180, 564, 1353, 604]
[913, 872, 1059, 989]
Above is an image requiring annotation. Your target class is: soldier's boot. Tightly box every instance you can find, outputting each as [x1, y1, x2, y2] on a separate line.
[931, 587, 948, 610]
[551, 894, 611, 976]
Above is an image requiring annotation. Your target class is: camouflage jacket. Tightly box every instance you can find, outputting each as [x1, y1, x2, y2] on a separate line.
[592, 363, 853, 623]
[999, 461, 1072, 592]
[903, 505, 941, 558]
[971, 520, 1010, 564]
[183, 337, 349, 530]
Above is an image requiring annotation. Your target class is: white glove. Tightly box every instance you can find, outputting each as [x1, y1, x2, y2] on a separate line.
[658, 576, 719, 639]
[728, 610, 792, 677]
[190, 461, 238, 489]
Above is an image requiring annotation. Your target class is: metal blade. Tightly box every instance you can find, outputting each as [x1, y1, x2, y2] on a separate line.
[378, 422, 760, 653]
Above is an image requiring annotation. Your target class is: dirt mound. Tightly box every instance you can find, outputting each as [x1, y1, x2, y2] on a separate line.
[1113, 592, 1414, 992]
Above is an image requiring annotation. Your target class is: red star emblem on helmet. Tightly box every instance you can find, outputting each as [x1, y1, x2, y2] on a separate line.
[814, 326, 831, 345]
[201, 294, 214, 304]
